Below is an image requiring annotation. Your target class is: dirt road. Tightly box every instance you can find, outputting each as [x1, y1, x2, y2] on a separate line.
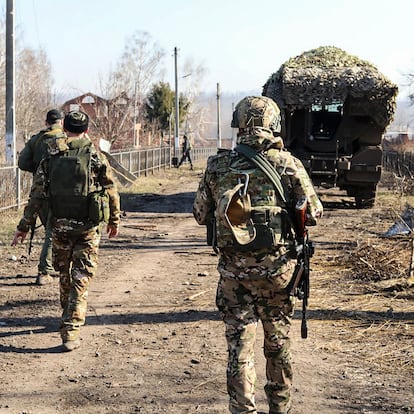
[0, 166, 413, 414]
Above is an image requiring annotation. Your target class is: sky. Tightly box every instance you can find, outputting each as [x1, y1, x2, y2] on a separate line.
[7, 0, 414, 100]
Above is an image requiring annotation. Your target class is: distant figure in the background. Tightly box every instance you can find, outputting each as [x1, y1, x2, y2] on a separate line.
[18, 109, 65, 285]
[177, 135, 193, 170]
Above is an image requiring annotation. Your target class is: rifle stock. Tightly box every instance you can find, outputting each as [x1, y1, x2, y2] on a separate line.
[294, 197, 307, 239]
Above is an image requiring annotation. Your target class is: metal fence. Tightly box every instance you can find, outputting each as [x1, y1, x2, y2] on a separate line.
[0, 167, 32, 212]
[4, 148, 409, 214]
[0, 146, 217, 213]
[110, 146, 216, 176]
[110, 146, 171, 176]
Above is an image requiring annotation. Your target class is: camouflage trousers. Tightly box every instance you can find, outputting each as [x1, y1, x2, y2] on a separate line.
[52, 220, 101, 341]
[216, 270, 295, 414]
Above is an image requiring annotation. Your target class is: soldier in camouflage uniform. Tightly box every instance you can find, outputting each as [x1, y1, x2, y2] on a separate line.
[18, 109, 65, 285]
[12, 111, 120, 352]
[193, 96, 323, 414]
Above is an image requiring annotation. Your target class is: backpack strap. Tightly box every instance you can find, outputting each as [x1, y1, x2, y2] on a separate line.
[235, 144, 288, 204]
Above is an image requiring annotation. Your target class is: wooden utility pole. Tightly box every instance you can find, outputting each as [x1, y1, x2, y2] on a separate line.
[216, 82, 221, 148]
[5, 0, 15, 165]
[174, 47, 179, 159]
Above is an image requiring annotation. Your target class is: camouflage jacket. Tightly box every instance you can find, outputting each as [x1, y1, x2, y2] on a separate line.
[18, 123, 65, 173]
[17, 135, 120, 233]
[193, 127, 323, 279]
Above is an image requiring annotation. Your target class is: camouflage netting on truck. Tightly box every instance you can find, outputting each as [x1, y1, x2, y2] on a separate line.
[262, 46, 398, 127]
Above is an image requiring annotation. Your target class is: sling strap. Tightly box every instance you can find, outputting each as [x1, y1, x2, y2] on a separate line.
[235, 144, 288, 204]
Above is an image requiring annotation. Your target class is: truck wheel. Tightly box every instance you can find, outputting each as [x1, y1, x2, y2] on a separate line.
[355, 191, 376, 209]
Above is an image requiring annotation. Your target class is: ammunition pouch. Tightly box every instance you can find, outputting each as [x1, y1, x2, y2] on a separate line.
[233, 223, 274, 251]
[89, 191, 110, 224]
[232, 206, 293, 251]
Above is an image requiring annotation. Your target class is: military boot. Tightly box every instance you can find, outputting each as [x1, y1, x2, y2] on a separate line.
[60, 327, 81, 352]
[36, 273, 53, 285]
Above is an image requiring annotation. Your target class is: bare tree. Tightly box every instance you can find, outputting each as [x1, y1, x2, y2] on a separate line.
[16, 48, 53, 144]
[92, 31, 166, 147]
[388, 102, 414, 133]
[114, 31, 165, 116]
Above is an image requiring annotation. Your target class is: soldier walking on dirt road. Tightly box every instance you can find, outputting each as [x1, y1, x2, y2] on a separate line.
[18, 109, 65, 286]
[193, 96, 323, 414]
[12, 111, 120, 352]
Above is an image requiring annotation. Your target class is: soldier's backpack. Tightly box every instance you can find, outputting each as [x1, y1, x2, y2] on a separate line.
[214, 147, 293, 251]
[47, 138, 109, 224]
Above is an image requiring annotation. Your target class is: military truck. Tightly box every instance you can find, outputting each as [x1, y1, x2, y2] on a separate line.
[263, 46, 398, 207]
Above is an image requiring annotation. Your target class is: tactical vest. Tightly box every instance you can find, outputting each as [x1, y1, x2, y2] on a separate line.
[18, 127, 65, 173]
[47, 140, 109, 224]
[214, 149, 293, 251]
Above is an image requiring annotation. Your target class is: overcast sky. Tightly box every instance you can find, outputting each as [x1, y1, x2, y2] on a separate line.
[9, 0, 414, 98]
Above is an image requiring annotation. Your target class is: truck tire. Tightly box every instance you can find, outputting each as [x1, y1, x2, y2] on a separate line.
[355, 188, 376, 209]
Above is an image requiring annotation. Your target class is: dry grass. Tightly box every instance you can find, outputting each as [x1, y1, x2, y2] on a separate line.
[119, 162, 204, 195]
[337, 238, 410, 282]
[310, 176, 414, 376]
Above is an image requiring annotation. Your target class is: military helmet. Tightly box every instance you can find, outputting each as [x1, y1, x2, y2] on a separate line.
[231, 96, 281, 135]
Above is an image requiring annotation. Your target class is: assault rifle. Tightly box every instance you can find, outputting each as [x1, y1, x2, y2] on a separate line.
[288, 198, 314, 339]
[28, 219, 37, 256]
[28, 216, 43, 257]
